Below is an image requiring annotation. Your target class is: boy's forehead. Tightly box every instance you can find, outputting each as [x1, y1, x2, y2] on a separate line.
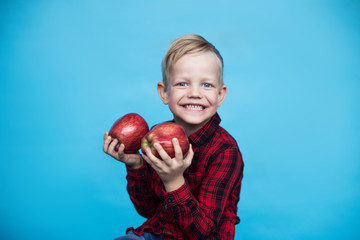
[171, 52, 222, 73]
[176, 51, 221, 65]
[168, 55, 222, 86]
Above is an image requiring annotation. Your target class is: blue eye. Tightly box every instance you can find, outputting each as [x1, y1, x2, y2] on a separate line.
[203, 83, 212, 88]
[177, 82, 187, 87]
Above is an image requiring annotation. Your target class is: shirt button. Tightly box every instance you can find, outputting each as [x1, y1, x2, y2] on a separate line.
[167, 198, 173, 203]
[164, 204, 168, 209]
[140, 173, 145, 177]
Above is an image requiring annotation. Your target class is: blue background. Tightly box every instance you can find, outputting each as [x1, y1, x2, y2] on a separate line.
[1, 0, 359, 239]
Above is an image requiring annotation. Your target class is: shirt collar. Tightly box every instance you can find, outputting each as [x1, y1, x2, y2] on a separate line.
[188, 112, 221, 147]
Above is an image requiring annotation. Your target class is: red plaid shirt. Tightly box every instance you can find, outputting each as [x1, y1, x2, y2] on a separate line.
[125, 113, 244, 239]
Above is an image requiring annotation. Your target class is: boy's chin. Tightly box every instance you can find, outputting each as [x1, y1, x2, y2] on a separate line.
[175, 116, 210, 127]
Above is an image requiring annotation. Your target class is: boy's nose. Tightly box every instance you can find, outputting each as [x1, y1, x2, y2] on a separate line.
[187, 86, 202, 98]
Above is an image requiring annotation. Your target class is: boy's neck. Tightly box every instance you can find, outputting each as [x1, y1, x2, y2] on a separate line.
[174, 117, 210, 137]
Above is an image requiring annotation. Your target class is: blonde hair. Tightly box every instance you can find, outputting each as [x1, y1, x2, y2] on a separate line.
[162, 34, 224, 88]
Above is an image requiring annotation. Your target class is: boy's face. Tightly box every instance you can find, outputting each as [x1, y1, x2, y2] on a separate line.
[158, 51, 227, 134]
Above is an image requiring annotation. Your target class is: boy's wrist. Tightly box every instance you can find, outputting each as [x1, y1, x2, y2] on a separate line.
[164, 176, 185, 192]
[126, 160, 144, 169]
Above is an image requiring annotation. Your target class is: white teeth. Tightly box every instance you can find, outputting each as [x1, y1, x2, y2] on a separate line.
[185, 105, 204, 110]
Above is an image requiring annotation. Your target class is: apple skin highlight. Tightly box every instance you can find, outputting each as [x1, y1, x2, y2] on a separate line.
[141, 122, 189, 159]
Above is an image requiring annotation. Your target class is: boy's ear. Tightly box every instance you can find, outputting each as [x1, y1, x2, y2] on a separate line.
[217, 84, 227, 107]
[157, 82, 169, 105]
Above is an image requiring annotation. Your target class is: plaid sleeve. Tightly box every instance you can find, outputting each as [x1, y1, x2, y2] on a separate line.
[160, 147, 243, 239]
[126, 164, 159, 219]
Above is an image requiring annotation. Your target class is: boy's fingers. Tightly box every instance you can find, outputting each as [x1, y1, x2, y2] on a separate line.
[172, 138, 183, 160]
[145, 147, 159, 162]
[103, 135, 112, 152]
[115, 144, 125, 161]
[145, 147, 166, 170]
[183, 144, 194, 168]
[142, 154, 151, 166]
[142, 153, 158, 171]
[117, 144, 126, 156]
[108, 138, 118, 154]
[153, 142, 171, 163]
[104, 131, 109, 140]
[118, 143, 125, 153]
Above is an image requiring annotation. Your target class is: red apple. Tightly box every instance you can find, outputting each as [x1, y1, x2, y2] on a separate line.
[109, 113, 149, 153]
[141, 122, 189, 159]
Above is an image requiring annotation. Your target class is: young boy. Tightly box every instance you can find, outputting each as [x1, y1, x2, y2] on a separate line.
[103, 34, 244, 239]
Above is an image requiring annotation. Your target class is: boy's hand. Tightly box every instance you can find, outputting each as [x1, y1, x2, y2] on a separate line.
[103, 131, 143, 169]
[142, 138, 194, 192]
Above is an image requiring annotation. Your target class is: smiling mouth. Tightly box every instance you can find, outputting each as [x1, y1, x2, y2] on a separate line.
[183, 104, 205, 111]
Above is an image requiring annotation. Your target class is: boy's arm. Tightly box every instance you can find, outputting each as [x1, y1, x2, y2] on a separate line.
[126, 163, 160, 219]
[160, 147, 244, 239]
[103, 132, 159, 218]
